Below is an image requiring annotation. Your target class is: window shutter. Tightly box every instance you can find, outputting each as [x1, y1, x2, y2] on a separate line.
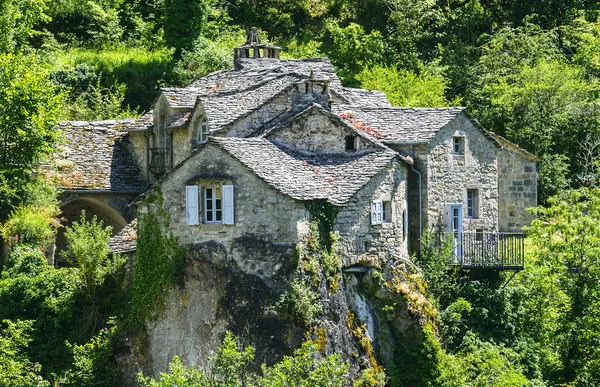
[403, 209, 408, 236]
[443, 203, 453, 232]
[371, 200, 383, 225]
[186, 185, 199, 225]
[222, 185, 234, 225]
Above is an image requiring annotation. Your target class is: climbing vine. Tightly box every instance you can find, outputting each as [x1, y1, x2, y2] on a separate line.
[129, 189, 187, 328]
[304, 199, 340, 252]
[276, 200, 343, 326]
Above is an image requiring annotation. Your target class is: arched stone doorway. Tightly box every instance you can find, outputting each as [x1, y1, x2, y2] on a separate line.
[55, 198, 128, 263]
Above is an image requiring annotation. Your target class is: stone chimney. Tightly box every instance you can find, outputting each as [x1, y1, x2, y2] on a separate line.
[233, 27, 281, 66]
[292, 71, 332, 109]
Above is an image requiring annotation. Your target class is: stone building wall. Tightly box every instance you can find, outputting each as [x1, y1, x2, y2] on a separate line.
[225, 93, 294, 138]
[146, 144, 307, 283]
[268, 109, 372, 154]
[127, 131, 148, 184]
[425, 115, 499, 233]
[335, 162, 409, 267]
[497, 146, 537, 232]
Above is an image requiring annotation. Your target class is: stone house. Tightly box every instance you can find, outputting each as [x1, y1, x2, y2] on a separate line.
[49, 43, 536, 269]
[46, 41, 539, 379]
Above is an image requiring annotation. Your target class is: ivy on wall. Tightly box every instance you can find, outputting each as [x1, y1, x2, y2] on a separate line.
[129, 189, 187, 328]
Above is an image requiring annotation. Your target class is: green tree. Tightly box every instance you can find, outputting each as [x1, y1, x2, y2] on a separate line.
[357, 65, 449, 107]
[60, 212, 126, 332]
[164, 0, 206, 58]
[0, 53, 64, 219]
[138, 331, 350, 387]
[0, 0, 50, 53]
[527, 188, 600, 385]
[0, 319, 50, 387]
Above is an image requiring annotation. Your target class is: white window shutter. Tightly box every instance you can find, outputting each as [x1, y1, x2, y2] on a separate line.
[443, 203, 453, 232]
[371, 200, 383, 225]
[222, 185, 234, 225]
[186, 185, 199, 225]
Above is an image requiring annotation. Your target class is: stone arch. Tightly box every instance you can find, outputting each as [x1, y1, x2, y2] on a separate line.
[55, 198, 128, 261]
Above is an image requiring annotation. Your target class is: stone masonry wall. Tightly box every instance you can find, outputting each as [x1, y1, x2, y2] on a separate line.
[225, 93, 294, 138]
[498, 146, 537, 232]
[425, 115, 499, 233]
[128, 131, 148, 185]
[268, 108, 372, 154]
[147, 143, 307, 284]
[335, 162, 409, 267]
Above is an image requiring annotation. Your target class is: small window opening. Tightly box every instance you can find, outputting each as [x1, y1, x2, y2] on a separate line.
[467, 189, 479, 219]
[204, 187, 222, 223]
[345, 136, 357, 152]
[382, 201, 392, 223]
[453, 137, 464, 155]
[475, 229, 484, 241]
[198, 117, 209, 143]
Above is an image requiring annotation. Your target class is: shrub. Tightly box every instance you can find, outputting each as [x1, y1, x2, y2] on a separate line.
[1, 205, 59, 248]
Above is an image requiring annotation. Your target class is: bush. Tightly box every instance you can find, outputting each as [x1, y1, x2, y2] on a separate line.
[1, 205, 59, 248]
[0, 319, 50, 387]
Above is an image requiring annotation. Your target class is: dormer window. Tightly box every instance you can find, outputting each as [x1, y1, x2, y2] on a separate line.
[345, 136, 358, 152]
[198, 117, 209, 143]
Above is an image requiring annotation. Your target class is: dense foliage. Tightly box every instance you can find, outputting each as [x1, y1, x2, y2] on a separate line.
[2, 0, 600, 385]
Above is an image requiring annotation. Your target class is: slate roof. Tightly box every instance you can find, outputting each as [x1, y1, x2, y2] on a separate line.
[331, 87, 392, 108]
[108, 219, 137, 254]
[48, 121, 145, 192]
[158, 58, 343, 132]
[210, 137, 398, 205]
[332, 106, 465, 144]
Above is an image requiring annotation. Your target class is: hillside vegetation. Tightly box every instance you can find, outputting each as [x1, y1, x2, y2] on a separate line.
[1, 0, 600, 386]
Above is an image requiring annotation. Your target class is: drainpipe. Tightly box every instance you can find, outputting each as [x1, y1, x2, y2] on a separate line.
[410, 145, 423, 239]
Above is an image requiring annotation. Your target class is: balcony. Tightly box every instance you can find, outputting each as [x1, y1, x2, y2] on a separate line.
[434, 232, 525, 270]
[150, 148, 168, 176]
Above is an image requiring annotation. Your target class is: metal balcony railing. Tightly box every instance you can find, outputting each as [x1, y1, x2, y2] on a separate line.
[149, 148, 168, 176]
[434, 232, 525, 270]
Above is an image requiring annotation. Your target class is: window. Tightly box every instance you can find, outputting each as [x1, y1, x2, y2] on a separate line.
[185, 184, 234, 225]
[382, 201, 391, 223]
[467, 189, 479, 219]
[345, 136, 357, 152]
[371, 200, 391, 224]
[475, 229, 484, 241]
[453, 137, 464, 155]
[198, 117, 209, 143]
[371, 200, 383, 225]
[204, 187, 222, 223]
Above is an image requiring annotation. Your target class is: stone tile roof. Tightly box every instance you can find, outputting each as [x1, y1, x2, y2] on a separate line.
[210, 137, 398, 205]
[332, 106, 465, 144]
[158, 58, 343, 131]
[48, 121, 145, 192]
[109, 219, 137, 253]
[167, 111, 192, 129]
[331, 87, 392, 108]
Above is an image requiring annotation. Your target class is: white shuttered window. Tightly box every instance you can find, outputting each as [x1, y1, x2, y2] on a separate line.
[186, 185, 199, 225]
[222, 185, 234, 225]
[371, 200, 383, 225]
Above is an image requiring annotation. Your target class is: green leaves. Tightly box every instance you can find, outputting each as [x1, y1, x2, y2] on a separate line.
[357, 65, 449, 108]
[139, 331, 350, 387]
[0, 52, 64, 218]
